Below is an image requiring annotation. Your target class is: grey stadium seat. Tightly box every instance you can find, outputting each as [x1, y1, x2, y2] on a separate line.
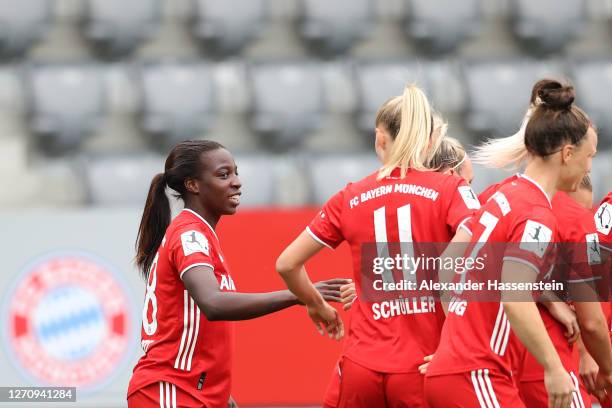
[509, 0, 586, 54]
[463, 60, 563, 136]
[84, 155, 164, 205]
[591, 152, 612, 202]
[249, 62, 326, 149]
[298, 0, 375, 55]
[307, 154, 380, 204]
[572, 60, 612, 148]
[404, 0, 482, 54]
[26, 63, 106, 154]
[82, 0, 161, 58]
[354, 61, 428, 133]
[232, 155, 276, 207]
[190, 0, 266, 55]
[138, 61, 216, 149]
[0, 0, 53, 57]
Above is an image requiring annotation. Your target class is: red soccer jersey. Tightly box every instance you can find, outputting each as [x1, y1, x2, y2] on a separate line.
[594, 193, 612, 337]
[308, 168, 479, 373]
[520, 191, 604, 381]
[427, 175, 558, 378]
[128, 209, 237, 407]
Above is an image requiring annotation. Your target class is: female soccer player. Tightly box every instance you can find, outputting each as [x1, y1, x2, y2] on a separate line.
[339, 135, 475, 311]
[471, 79, 612, 408]
[424, 80, 599, 408]
[276, 85, 480, 407]
[127, 140, 349, 408]
[582, 192, 612, 408]
[324, 135, 476, 408]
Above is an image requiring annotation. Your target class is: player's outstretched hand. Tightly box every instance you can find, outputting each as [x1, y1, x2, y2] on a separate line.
[340, 282, 357, 311]
[307, 301, 344, 340]
[313, 278, 352, 304]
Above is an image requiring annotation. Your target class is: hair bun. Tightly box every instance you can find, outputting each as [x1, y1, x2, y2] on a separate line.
[538, 85, 575, 111]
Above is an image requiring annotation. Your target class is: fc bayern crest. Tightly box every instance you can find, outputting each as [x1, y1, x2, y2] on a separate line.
[2, 251, 134, 392]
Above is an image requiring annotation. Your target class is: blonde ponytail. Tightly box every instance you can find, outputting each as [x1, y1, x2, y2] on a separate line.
[378, 84, 434, 180]
[471, 108, 532, 170]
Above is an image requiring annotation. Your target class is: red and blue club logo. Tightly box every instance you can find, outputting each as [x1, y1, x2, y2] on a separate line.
[2, 251, 134, 391]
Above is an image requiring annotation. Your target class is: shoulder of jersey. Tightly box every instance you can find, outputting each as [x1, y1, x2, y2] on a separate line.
[168, 211, 214, 242]
[552, 192, 589, 220]
[478, 175, 519, 203]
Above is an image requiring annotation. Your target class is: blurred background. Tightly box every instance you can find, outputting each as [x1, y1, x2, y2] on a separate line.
[0, 0, 610, 406]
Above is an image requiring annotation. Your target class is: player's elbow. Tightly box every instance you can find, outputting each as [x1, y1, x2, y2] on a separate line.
[197, 299, 224, 321]
[275, 253, 296, 278]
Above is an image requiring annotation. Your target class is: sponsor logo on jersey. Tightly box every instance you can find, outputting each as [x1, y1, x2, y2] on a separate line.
[181, 230, 210, 256]
[2, 251, 133, 392]
[220, 275, 236, 291]
[595, 202, 611, 236]
[458, 186, 481, 210]
[520, 220, 552, 258]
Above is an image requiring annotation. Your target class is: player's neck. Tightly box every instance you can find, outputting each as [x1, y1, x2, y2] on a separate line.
[523, 161, 558, 202]
[184, 201, 219, 230]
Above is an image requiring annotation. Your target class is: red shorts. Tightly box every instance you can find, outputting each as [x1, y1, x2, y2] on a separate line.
[128, 381, 204, 408]
[424, 370, 525, 408]
[519, 371, 590, 408]
[328, 356, 427, 408]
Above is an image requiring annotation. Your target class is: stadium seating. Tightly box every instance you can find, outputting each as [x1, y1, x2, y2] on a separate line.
[81, 0, 162, 58]
[190, 0, 267, 55]
[248, 61, 326, 149]
[508, 0, 586, 54]
[137, 60, 216, 149]
[571, 59, 612, 146]
[404, 0, 482, 54]
[297, 0, 375, 55]
[463, 59, 564, 136]
[84, 154, 164, 205]
[0, 0, 53, 58]
[354, 61, 428, 133]
[232, 155, 277, 206]
[306, 154, 380, 204]
[25, 63, 106, 154]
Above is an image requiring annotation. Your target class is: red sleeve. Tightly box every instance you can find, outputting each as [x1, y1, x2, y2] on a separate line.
[307, 189, 345, 249]
[169, 227, 217, 279]
[503, 211, 557, 277]
[444, 178, 480, 235]
[561, 209, 604, 283]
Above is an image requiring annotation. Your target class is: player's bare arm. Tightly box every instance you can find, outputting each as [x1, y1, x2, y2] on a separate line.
[501, 260, 576, 408]
[538, 291, 580, 344]
[276, 230, 344, 340]
[182, 265, 348, 321]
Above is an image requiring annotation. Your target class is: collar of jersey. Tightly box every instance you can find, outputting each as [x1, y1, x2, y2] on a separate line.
[181, 208, 219, 241]
[517, 173, 553, 209]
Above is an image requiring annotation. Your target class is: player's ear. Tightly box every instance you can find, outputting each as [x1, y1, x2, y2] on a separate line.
[561, 143, 574, 164]
[184, 178, 200, 194]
